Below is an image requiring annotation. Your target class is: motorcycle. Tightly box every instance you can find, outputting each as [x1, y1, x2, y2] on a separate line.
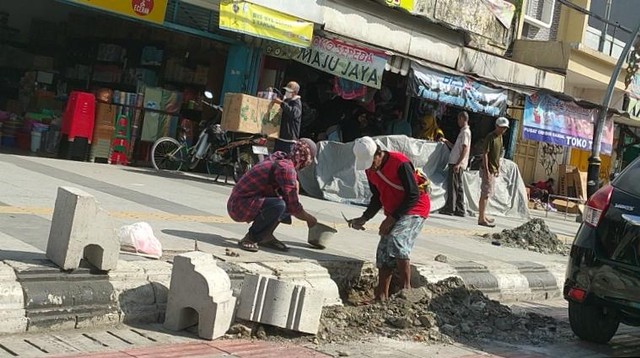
[200, 91, 269, 183]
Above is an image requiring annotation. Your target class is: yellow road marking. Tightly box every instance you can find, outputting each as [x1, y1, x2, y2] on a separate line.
[0, 205, 571, 241]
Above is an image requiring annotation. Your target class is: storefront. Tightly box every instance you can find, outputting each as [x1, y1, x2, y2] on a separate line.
[0, 0, 250, 163]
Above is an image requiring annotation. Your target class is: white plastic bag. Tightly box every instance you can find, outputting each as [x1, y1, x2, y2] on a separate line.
[118, 222, 162, 259]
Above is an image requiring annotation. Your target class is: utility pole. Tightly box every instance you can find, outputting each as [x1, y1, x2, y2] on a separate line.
[587, 21, 640, 198]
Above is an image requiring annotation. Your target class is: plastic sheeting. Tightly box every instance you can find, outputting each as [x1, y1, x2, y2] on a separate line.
[298, 135, 531, 219]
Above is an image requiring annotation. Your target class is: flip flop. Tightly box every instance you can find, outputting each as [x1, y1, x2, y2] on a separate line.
[478, 222, 496, 228]
[238, 238, 259, 252]
[259, 237, 290, 252]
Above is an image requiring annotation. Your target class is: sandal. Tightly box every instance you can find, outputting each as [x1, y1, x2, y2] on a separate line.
[259, 237, 289, 252]
[238, 238, 259, 252]
[478, 221, 496, 228]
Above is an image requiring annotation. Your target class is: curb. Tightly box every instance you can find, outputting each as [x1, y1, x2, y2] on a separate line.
[412, 260, 566, 301]
[0, 255, 567, 336]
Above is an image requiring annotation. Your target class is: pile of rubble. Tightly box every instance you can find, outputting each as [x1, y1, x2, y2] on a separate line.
[316, 277, 573, 346]
[480, 219, 569, 255]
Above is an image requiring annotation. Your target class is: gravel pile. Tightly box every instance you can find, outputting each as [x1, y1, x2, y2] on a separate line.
[480, 219, 569, 255]
[317, 277, 572, 346]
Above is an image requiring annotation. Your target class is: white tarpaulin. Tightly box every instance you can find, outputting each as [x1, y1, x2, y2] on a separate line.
[298, 135, 531, 219]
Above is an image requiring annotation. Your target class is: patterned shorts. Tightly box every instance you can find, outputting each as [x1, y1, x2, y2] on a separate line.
[376, 215, 426, 269]
[480, 168, 496, 198]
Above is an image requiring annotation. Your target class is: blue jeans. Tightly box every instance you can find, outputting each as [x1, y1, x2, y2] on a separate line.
[248, 198, 287, 243]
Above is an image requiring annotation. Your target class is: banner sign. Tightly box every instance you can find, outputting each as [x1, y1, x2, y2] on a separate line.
[293, 36, 390, 89]
[409, 64, 507, 116]
[70, 0, 168, 24]
[219, 1, 314, 48]
[523, 93, 614, 155]
[383, 0, 414, 12]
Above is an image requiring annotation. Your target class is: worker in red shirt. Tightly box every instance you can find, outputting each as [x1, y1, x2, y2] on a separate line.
[348, 136, 431, 301]
[228, 139, 318, 252]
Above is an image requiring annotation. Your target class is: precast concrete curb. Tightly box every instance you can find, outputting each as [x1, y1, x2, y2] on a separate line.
[412, 260, 567, 301]
[0, 255, 568, 335]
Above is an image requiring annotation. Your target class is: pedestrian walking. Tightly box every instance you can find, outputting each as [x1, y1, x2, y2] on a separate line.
[348, 137, 431, 301]
[272, 81, 302, 154]
[228, 138, 318, 252]
[478, 117, 509, 227]
[439, 111, 471, 217]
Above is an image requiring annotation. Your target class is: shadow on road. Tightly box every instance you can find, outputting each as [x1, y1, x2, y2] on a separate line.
[123, 168, 236, 187]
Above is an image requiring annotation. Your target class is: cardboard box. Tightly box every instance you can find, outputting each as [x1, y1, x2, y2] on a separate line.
[557, 164, 576, 197]
[95, 103, 117, 127]
[552, 199, 582, 214]
[221, 93, 281, 137]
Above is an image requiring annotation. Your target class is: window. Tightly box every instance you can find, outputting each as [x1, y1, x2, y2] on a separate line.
[524, 0, 556, 29]
[614, 157, 640, 198]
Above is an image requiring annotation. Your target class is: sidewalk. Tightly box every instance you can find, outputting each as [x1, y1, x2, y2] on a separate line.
[0, 154, 580, 333]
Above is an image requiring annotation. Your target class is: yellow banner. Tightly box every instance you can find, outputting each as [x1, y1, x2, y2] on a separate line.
[384, 0, 414, 12]
[219, 1, 314, 48]
[70, 0, 168, 24]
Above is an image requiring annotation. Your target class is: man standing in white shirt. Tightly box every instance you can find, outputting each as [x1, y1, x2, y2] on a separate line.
[439, 111, 471, 217]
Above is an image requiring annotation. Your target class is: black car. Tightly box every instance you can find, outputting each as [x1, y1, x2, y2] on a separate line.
[564, 157, 640, 344]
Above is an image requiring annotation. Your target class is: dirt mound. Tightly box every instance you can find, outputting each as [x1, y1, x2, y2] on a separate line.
[318, 277, 572, 345]
[481, 219, 568, 255]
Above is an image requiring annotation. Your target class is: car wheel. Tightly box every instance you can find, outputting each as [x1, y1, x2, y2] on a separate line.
[568, 300, 620, 344]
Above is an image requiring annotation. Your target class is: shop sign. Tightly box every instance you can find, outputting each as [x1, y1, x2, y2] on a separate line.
[293, 36, 389, 89]
[523, 93, 614, 155]
[409, 64, 507, 116]
[383, 0, 414, 12]
[219, 1, 314, 48]
[69, 0, 168, 24]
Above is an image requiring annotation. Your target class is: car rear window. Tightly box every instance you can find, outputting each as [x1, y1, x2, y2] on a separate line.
[614, 158, 640, 197]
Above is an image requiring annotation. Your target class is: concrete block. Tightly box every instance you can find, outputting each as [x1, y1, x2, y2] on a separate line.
[46, 187, 119, 271]
[237, 274, 323, 335]
[164, 252, 236, 340]
[235, 261, 342, 307]
[0, 262, 28, 334]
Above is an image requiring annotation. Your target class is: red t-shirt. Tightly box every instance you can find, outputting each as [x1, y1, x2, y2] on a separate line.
[364, 152, 431, 219]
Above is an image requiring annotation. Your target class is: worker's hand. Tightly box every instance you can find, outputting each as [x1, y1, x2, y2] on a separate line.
[306, 215, 318, 229]
[272, 98, 283, 105]
[379, 216, 397, 236]
[453, 164, 461, 173]
[493, 170, 500, 178]
[349, 217, 367, 231]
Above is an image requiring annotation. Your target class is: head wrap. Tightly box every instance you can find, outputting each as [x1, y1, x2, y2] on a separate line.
[290, 138, 317, 170]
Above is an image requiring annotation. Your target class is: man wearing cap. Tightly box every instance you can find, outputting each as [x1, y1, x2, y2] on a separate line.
[228, 138, 318, 252]
[478, 117, 509, 227]
[272, 81, 302, 154]
[348, 137, 431, 301]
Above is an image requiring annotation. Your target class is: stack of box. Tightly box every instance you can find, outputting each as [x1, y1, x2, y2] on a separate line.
[553, 165, 587, 214]
[90, 103, 116, 163]
[221, 93, 281, 137]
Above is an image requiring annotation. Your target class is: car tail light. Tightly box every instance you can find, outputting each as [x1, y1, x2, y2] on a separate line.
[568, 287, 587, 303]
[584, 184, 614, 227]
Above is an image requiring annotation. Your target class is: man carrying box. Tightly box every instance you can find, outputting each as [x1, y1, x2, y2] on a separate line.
[272, 81, 302, 154]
